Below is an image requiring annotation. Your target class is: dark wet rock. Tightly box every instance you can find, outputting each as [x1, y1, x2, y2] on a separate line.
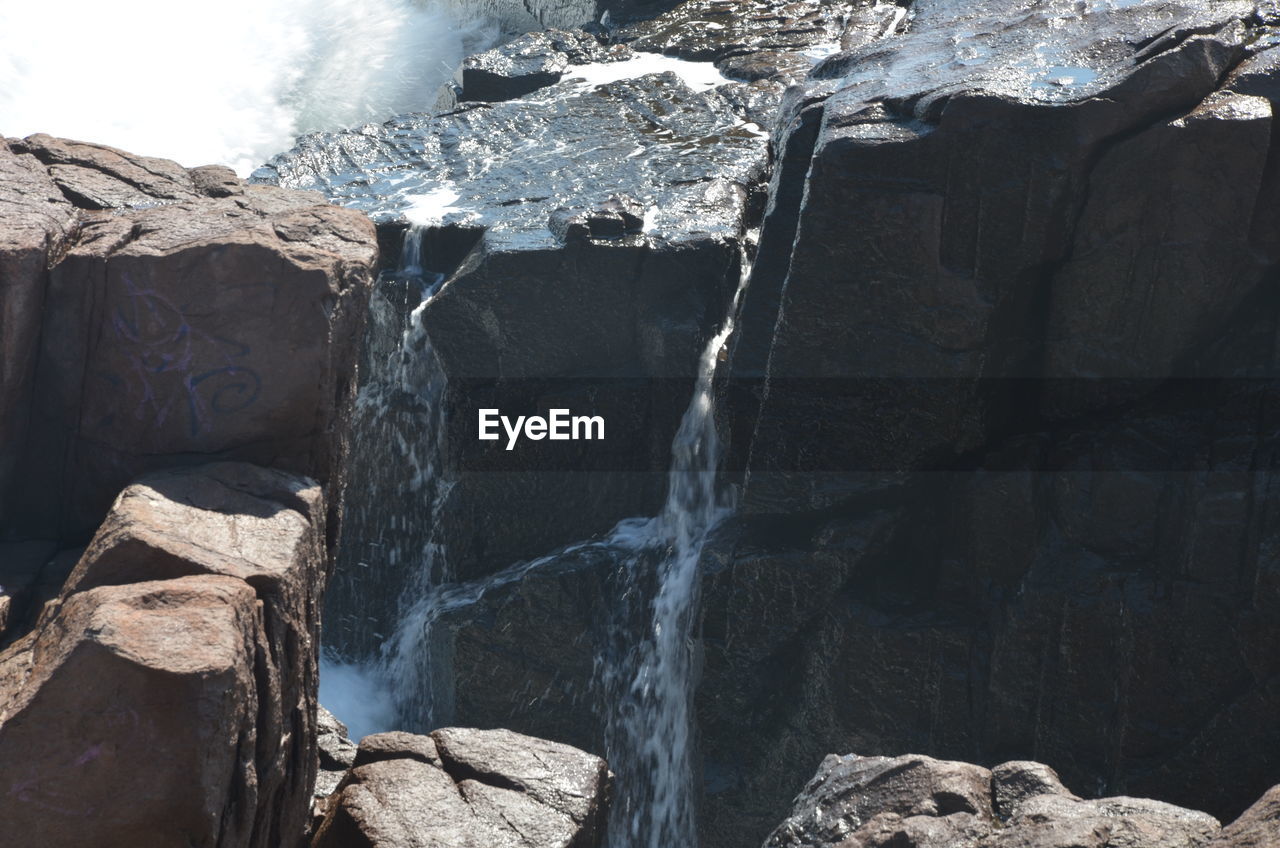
[460, 28, 633, 102]
[717, 49, 813, 83]
[396, 2, 1280, 847]
[709, 0, 1280, 837]
[311, 727, 611, 848]
[765, 753, 1223, 848]
[619, 0, 854, 66]
[1210, 786, 1280, 848]
[0, 462, 328, 848]
[550, 193, 647, 240]
[0, 135, 377, 540]
[261, 63, 766, 585]
[733, 0, 1256, 509]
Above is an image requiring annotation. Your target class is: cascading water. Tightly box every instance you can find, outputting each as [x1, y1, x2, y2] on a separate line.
[597, 251, 747, 848]
[321, 222, 456, 740]
[345, 236, 752, 845]
[0, 0, 494, 175]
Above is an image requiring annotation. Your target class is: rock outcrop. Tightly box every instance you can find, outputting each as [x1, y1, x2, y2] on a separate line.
[0, 134, 376, 542]
[259, 0, 1280, 846]
[311, 727, 612, 848]
[1208, 785, 1280, 848]
[0, 462, 328, 847]
[765, 753, 1256, 848]
[260, 30, 776, 660]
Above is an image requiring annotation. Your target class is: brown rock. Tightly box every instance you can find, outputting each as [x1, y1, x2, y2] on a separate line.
[0, 140, 76, 527]
[995, 794, 1220, 848]
[991, 761, 1078, 819]
[353, 732, 442, 768]
[312, 727, 612, 848]
[0, 462, 329, 848]
[1209, 786, 1280, 848]
[0, 134, 377, 540]
[12, 133, 199, 205]
[764, 754, 994, 848]
[0, 575, 265, 847]
[768, 752, 1226, 848]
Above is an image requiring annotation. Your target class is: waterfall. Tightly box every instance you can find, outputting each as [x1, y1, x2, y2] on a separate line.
[321, 223, 454, 740]
[0, 0, 495, 175]
[600, 253, 745, 848]
[343, 237, 751, 844]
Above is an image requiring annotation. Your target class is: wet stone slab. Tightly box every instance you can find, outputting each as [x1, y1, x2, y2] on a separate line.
[255, 61, 772, 251]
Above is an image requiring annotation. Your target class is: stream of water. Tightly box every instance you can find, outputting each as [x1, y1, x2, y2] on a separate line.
[321, 221, 750, 845]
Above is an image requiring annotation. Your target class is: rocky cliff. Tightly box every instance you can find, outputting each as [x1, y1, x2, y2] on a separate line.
[265, 0, 1280, 846]
[0, 134, 376, 545]
[0, 138, 379, 846]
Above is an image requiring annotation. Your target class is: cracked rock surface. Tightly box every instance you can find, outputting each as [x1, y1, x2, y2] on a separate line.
[764, 753, 1267, 848]
[311, 727, 612, 848]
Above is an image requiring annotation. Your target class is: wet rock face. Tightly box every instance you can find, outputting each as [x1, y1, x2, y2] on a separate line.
[356, 0, 1280, 845]
[311, 727, 612, 848]
[458, 29, 634, 101]
[733, 0, 1259, 499]
[0, 135, 376, 543]
[697, 0, 1280, 842]
[0, 462, 327, 848]
[618, 0, 872, 82]
[765, 753, 1224, 848]
[261, 56, 770, 583]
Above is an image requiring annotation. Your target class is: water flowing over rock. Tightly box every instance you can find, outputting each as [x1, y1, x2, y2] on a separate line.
[0, 462, 327, 848]
[267, 0, 1280, 845]
[260, 36, 772, 639]
[311, 727, 612, 848]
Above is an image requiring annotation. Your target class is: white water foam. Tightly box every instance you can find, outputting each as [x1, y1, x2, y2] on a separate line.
[319, 652, 398, 742]
[0, 0, 495, 175]
[563, 53, 730, 92]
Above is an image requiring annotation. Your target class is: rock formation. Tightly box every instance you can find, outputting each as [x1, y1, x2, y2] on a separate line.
[0, 463, 327, 847]
[311, 727, 612, 848]
[764, 752, 1280, 848]
[276, 0, 1280, 846]
[0, 134, 378, 846]
[0, 134, 376, 542]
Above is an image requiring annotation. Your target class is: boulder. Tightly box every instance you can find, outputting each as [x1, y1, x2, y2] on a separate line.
[1209, 786, 1280, 848]
[763, 754, 994, 848]
[0, 576, 266, 847]
[0, 134, 376, 540]
[0, 462, 328, 848]
[765, 753, 1223, 848]
[311, 727, 612, 848]
[317, 705, 359, 800]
